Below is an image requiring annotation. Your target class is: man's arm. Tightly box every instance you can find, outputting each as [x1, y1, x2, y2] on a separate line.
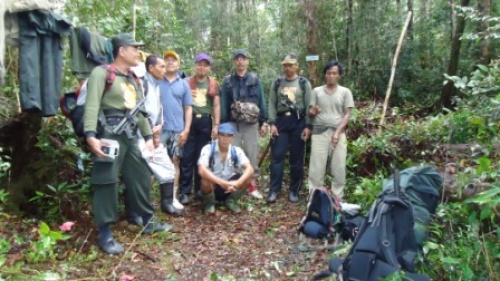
[212, 92, 221, 137]
[267, 80, 278, 125]
[84, 67, 107, 157]
[198, 164, 231, 190]
[256, 78, 268, 125]
[230, 162, 254, 190]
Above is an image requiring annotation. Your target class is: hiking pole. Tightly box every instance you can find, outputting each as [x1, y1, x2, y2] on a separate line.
[258, 136, 272, 168]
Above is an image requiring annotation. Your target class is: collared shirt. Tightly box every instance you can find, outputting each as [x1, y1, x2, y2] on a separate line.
[198, 141, 250, 180]
[159, 74, 192, 132]
[143, 73, 162, 126]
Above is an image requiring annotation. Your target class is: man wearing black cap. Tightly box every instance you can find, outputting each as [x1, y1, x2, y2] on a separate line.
[267, 54, 313, 203]
[179, 53, 221, 204]
[84, 33, 171, 255]
[220, 49, 268, 200]
[198, 123, 254, 213]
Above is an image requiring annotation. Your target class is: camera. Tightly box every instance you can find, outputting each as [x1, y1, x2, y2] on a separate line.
[100, 138, 119, 159]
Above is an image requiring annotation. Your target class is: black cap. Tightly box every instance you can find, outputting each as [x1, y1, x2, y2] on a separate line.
[111, 33, 144, 53]
[233, 49, 249, 59]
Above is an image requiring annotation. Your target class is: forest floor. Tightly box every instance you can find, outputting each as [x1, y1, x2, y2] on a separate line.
[2, 185, 339, 281]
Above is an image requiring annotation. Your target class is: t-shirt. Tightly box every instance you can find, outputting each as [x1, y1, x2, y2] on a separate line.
[159, 75, 193, 132]
[310, 85, 354, 129]
[198, 141, 250, 180]
[192, 79, 214, 115]
[268, 76, 312, 124]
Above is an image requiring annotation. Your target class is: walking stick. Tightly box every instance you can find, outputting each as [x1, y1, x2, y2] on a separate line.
[258, 137, 272, 168]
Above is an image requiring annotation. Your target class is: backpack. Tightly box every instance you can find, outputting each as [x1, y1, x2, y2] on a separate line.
[187, 76, 219, 98]
[224, 74, 260, 124]
[273, 76, 308, 96]
[59, 64, 141, 138]
[323, 167, 442, 281]
[298, 187, 342, 240]
[208, 141, 238, 169]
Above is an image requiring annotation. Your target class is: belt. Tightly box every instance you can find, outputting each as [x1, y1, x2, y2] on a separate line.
[277, 111, 292, 117]
[105, 116, 125, 126]
[193, 113, 212, 118]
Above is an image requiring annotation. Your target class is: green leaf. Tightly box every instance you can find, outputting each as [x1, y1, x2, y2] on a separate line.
[39, 222, 50, 237]
[477, 64, 489, 73]
[441, 257, 460, 264]
[479, 207, 492, 221]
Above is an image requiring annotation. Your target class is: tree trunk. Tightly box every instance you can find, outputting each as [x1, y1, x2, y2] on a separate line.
[440, 0, 471, 109]
[345, 0, 353, 75]
[477, 0, 491, 65]
[303, 0, 318, 86]
[407, 0, 414, 41]
[0, 113, 43, 213]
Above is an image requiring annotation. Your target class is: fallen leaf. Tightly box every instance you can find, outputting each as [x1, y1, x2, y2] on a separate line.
[119, 273, 134, 281]
[59, 221, 75, 232]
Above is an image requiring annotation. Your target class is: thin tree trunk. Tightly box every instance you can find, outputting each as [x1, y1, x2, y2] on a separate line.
[345, 0, 353, 75]
[303, 0, 318, 86]
[440, 0, 471, 109]
[407, 0, 414, 41]
[478, 0, 491, 65]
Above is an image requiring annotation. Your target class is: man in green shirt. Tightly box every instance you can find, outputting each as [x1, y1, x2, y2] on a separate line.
[84, 34, 171, 255]
[267, 54, 313, 203]
[179, 53, 221, 203]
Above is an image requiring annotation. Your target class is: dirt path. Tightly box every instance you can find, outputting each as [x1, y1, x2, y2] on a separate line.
[59, 192, 331, 281]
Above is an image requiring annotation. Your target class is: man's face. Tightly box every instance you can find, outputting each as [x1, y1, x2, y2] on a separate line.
[233, 55, 249, 72]
[325, 66, 341, 86]
[164, 56, 180, 74]
[217, 133, 233, 148]
[282, 63, 298, 77]
[149, 58, 166, 79]
[194, 60, 211, 78]
[121, 46, 141, 67]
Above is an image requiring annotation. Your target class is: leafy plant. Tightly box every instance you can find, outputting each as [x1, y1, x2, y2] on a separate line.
[25, 222, 71, 264]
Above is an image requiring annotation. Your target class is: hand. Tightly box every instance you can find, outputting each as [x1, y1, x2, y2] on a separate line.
[308, 105, 321, 118]
[332, 132, 340, 147]
[178, 130, 189, 147]
[152, 125, 162, 135]
[211, 125, 219, 140]
[269, 125, 279, 137]
[145, 139, 155, 155]
[86, 137, 107, 158]
[301, 128, 311, 141]
[259, 124, 268, 137]
[153, 134, 161, 148]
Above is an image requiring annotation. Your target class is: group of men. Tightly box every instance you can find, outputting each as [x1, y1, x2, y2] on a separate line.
[82, 33, 354, 255]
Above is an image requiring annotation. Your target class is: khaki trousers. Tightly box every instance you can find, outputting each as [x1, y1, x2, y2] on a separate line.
[307, 128, 347, 199]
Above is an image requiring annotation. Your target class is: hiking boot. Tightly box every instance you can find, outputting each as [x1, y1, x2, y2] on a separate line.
[267, 192, 278, 203]
[143, 221, 173, 234]
[202, 191, 215, 214]
[160, 183, 183, 216]
[288, 191, 299, 203]
[178, 193, 190, 205]
[98, 237, 124, 255]
[225, 189, 245, 213]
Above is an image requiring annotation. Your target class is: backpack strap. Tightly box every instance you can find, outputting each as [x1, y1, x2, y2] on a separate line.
[209, 142, 216, 169]
[230, 145, 238, 167]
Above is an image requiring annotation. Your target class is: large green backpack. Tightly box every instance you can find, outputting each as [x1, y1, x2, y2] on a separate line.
[382, 166, 442, 246]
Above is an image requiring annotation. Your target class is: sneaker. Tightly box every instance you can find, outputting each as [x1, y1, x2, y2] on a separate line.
[249, 185, 263, 199]
[173, 197, 184, 210]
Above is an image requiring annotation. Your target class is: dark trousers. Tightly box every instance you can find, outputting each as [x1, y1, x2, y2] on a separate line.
[269, 115, 306, 194]
[179, 115, 212, 195]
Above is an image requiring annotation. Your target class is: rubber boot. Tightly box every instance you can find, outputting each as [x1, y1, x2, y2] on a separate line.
[160, 183, 183, 216]
[225, 189, 245, 213]
[202, 192, 215, 214]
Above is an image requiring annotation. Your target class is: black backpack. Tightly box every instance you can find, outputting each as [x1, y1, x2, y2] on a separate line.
[298, 187, 342, 241]
[320, 168, 442, 281]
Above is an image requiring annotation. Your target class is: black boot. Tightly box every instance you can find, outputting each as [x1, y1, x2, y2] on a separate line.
[160, 183, 183, 216]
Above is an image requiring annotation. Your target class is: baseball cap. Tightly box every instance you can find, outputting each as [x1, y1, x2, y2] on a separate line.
[281, 53, 298, 65]
[218, 123, 236, 135]
[233, 49, 249, 59]
[163, 50, 180, 61]
[111, 33, 144, 50]
[195, 53, 212, 64]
